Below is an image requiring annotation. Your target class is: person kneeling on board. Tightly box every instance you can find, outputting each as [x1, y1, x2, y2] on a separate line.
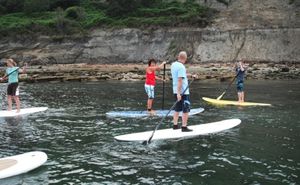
[235, 60, 246, 103]
[145, 59, 166, 115]
[171, 51, 197, 132]
[0, 59, 26, 113]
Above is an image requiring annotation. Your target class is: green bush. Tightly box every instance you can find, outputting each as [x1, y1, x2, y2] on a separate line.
[1, 0, 25, 13]
[65, 6, 85, 20]
[53, 7, 82, 34]
[50, 0, 81, 10]
[0, 0, 216, 37]
[23, 0, 50, 14]
[106, 0, 141, 17]
[140, 0, 158, 7]
[0, 5, 6, 14]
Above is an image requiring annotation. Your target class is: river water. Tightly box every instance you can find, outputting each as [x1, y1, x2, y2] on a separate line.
[0, 80, 299, 185]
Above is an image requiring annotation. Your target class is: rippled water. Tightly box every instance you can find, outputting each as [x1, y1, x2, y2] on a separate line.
[0, 80, 299, 184]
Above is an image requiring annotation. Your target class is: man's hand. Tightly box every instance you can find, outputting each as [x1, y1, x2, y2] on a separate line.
[192, 74, 198, 79]
[177, 94, 182, 101]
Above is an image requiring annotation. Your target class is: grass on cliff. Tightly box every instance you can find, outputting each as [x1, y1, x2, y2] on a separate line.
[0, 0, 216, 38]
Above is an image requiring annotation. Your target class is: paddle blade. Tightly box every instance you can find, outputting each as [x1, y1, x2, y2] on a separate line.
[142, 140, 149, 145]
[217, 92, 225, 100]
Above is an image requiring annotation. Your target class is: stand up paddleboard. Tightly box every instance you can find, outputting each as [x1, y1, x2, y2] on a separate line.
[0, 107, 48, 118]
[106, 107, 204, 118]
[0, 151, 47, 179]
[114, 118, 241, 142]
[202, 97, 271, 106]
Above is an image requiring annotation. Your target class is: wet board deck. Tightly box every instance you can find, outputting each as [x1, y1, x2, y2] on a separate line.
[0, 107, 48, 117]
[106, 107, 204, 118]
[202, 97, 271, 106]
[114, 118, 241, 142]
[0, 151, 47, 179]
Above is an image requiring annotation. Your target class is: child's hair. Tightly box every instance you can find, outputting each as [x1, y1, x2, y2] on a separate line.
[6, 59, 17, 66]
[148, 59, 156, 66]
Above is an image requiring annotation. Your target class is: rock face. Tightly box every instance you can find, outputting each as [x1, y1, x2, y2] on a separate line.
[212, 0, 300, 30]
[1, 27, 298, 65]
[0, 0, 299, 69]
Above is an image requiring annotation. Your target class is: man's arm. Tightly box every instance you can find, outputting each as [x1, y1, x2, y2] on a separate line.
[177, 77, 183, 101]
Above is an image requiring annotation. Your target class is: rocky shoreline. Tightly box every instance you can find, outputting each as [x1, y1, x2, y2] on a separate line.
[1, 62, 298, 83]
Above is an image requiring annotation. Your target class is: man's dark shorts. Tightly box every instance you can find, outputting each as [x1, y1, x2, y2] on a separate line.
[7, 83, 19, 96]
[174, 94, 190, 113]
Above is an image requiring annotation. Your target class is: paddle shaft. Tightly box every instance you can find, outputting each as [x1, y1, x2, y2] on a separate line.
[3, 67, 20, 79]
[161, 64, 166, 110]
[144, 78, 194, 145]
[217, 72, 239, 100]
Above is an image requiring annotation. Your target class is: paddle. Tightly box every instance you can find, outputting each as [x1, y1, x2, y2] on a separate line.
[161, 63, 166, 110]
[216, 72, 240, 100]
[2, 67, 20, 79]
[143, 78, 195, 145]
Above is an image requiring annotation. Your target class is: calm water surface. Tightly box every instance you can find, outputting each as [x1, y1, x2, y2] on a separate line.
[0, 80, 299, 185]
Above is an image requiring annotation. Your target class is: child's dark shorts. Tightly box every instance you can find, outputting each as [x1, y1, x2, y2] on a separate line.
[7, 83, 19, 96]
[237, 81, 244, 92]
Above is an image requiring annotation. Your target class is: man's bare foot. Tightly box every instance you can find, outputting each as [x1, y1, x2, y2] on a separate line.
[16, 110, 20, 113]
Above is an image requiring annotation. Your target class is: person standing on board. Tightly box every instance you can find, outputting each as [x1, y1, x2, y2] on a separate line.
[0, 59, 26, 113]
[145, 59, 166, 115]
[171, 51, 196, 132]
[235, 60, 246, 103]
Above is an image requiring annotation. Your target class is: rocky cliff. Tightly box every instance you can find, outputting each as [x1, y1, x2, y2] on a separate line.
[1, 26, 298, 65]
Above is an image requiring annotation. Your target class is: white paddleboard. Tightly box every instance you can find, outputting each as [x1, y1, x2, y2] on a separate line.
[114, 118, 241, 142]
[0, 107, 48, 118]
[0, 151, 47, 179]
[106, 107, 204, 118]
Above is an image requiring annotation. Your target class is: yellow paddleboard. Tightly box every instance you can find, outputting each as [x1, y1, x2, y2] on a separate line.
[202, 97, 272, 106]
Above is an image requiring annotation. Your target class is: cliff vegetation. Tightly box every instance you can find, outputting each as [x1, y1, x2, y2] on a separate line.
[0, 0, 216, 38]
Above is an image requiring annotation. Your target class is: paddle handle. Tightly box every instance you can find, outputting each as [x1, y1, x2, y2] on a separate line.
[162, 64, 166, 110]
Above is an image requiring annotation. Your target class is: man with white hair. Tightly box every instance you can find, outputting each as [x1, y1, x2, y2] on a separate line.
[171, 51, 193, 132]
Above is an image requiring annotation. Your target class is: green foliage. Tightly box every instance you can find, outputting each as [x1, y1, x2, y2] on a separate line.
[106, 0, 141, 17]
[82, 10, 106, 28]
[140, 0, 158, 7]
[49, 0, 81, 10]
[0, 0, 25, 13]
[0, 5, 6, 15]
[24, 0, 50, 14]
[65, 6, 85, 20]
[0, 0, 216, 37]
